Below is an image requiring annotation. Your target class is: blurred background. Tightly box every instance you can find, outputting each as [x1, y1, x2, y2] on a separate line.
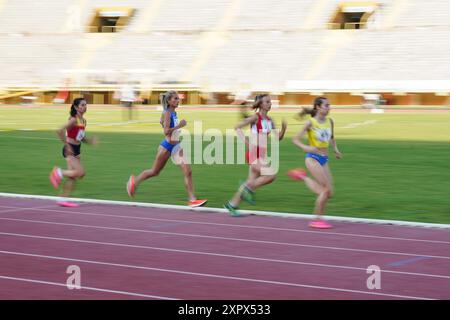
[0, 0, 449, 223]
[0, 0, 449, 104]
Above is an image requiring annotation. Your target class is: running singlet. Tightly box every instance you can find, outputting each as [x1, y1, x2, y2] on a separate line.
[246, 112, 272, 163]
[66, 117, 86, 142]
[161, 110, 180, 140]
[307, 117, 332, 148]
[161, 110, 179, 128]
[251, 112, 272, 135]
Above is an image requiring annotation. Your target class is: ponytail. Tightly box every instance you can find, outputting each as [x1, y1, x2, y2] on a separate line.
[298, 96, 327, 119]
[252, 94, 269, 111]
[70, 98, 86, 117]
[239, 105, 250, 119]
[238, 94, 269, 119]
[298, 107, 317, 118]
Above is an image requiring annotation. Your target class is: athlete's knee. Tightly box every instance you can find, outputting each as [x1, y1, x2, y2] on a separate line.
[322, 186, 332, 199]
[76, 169, 85, 178]
[267, 174, 276, 183]
[245, 181, 255, 190]
[314, 184, 325, 195]
[184, 167, 192, 178]
[140, 169, 157, 179]
[150, 169, 160, 177]
[328, 187, 334, 198]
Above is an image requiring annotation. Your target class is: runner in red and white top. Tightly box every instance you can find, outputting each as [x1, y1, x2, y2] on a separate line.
[224, 94, 287, 216]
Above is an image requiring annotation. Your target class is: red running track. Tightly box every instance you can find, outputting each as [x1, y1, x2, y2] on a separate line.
[0, 196, 449, 300]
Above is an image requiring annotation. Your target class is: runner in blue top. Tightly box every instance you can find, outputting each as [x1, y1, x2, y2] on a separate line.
[126, 90, 207, 207]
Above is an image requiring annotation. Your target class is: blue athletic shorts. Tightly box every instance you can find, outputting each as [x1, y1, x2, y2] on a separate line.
[305, 153, 329, 166]
[160, 140, 181, 155]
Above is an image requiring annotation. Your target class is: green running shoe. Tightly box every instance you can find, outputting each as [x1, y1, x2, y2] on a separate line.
[239, 181, 255, 205]
[224, 202, 240, 217]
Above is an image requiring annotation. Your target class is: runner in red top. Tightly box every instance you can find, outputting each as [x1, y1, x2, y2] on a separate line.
[49, 98, 98, 207]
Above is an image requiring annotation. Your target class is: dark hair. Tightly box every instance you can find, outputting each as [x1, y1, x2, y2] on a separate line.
[70, 98, 86, 117]
[298, 97, 328, 118]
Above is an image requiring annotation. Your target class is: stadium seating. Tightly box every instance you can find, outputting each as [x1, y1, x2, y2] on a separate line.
[0, 0, 448, 91]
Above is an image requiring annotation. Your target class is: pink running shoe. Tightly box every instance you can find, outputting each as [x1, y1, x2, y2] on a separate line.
[49, 167, 62, 189]
[126, 175, 136, 197]
[309, 220, 333, 229]
[287, 168, 307, 181]
[57, 201, 79, 208]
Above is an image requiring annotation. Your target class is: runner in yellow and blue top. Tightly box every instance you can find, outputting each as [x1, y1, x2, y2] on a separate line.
[126, 90, 207, 208]
[289, 97, 343, 229]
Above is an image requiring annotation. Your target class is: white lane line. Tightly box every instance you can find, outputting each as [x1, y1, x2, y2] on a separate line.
[90, 120, 154, 126]
[0, 205, 56, 214]
[0, 250, 433, 300]
[0, 204, 448, 245]
[340, 120, 379, 129]
[2, 192, 449, 229]
[0, 275, 177, 300]
[0, 216, 449, 259]
[0, 136, 145, 146]
[0, 232, 449, 280]
[0, 135, 57, 141]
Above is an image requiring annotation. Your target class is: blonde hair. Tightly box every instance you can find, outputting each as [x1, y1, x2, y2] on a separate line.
[159, 90, 178, 125]
[160, 90, 178, 111]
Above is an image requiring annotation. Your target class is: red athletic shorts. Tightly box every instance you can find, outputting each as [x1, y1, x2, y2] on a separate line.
[245, 146, 267, 165]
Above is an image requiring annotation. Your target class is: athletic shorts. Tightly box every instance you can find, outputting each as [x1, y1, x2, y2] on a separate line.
[305, 153, 328, 166]
[62, 143, 81, 158]
[246, 146, 267, 165]
[160, 139, 181, 155]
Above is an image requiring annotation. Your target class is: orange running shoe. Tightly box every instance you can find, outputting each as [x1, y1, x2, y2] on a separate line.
[126, 175, 136, 197]
[287, 168, 308, 181]
[188, 199, 207, 207]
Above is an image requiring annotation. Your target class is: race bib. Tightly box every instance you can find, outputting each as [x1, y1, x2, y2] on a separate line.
[76, 129, 85, 142]
[314, 128, 332, 142]
[261, 119, 272, 133]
